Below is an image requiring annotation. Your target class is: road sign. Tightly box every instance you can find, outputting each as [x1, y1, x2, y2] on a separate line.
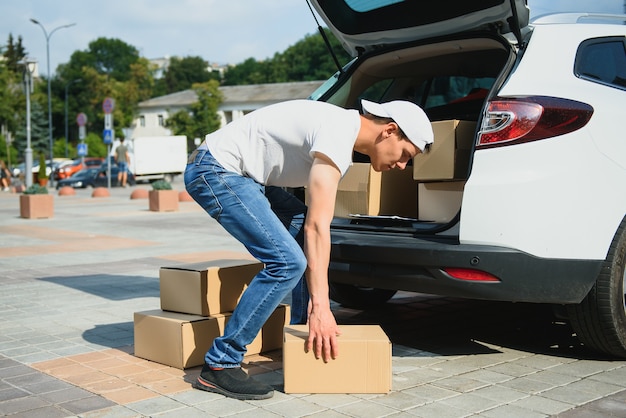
[104, 113, 113, 130]
[103, 129, 113, 144]
[77, 143, 87, 156]
[76, 112, 87, 127]
[102, 97, 115, 114]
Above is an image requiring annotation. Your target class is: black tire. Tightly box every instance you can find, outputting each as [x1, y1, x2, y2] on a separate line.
[329, 282, 397, 309]
[567, 217, 626, 358]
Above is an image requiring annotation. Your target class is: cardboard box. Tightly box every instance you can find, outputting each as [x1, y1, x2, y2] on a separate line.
[333, 163, 381, 217]
[331, 163, 417, 218]
[160, 259, 263, 316]
[283, 325, 391, 394]
[134, 304, 289, 369]
[418, 181, 465, 222]
[413, 120, 477, 181]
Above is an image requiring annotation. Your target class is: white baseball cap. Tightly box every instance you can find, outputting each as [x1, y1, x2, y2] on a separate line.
[361, 99, 434, 152]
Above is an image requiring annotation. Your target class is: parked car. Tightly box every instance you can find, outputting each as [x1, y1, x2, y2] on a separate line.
[56, 165, 135, 189]
[53, 157, 104, 180]
[307, 1, 626, 358]
[54, 159, 75, 176]
[12, 158, 70, 179]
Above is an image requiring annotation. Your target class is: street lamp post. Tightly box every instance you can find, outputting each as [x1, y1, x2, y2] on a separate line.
[30, 18, 76, 188]
[19, 59, 38, 189]
[64, 79, 81, 158]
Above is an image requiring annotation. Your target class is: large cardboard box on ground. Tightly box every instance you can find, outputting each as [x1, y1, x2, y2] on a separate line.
[330, 163, 418, 218]
[283, 325, 391, 394]
[418, 181, 465, 222]
[413, 120, 477, 181]
[160, 259, 263, 316]
[134, 304, 289, 369]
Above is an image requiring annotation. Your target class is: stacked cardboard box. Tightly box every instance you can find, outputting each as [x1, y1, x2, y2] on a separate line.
[328, 120, 476, 222]
[413, 120, 476, 220]
[134, 259, 289, 369]
[312, 162, 418, 219]
[413, 120, 477, 182]
[159, 259, 262, 316]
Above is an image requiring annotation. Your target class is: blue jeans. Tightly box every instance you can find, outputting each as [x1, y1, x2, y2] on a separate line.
[184, 148, 309, 368]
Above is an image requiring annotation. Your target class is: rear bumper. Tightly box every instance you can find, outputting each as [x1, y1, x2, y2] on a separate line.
[330, 229, 602, 304]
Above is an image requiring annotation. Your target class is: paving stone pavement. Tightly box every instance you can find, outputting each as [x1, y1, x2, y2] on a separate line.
[0, 180, 625, 417]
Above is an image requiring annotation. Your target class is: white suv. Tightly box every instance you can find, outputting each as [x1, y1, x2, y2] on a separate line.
[307, 0, 626, 358]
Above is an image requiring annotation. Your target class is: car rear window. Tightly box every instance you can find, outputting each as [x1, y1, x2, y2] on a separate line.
[575, 37, 626, 90]
[359, 75, 495, 121]
[344, 0, 403, 13]
[315, 0, 505, 34]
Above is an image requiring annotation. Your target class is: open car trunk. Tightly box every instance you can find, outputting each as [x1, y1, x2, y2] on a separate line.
[314, 34, 513, 235]
[307, 33, 520, 306]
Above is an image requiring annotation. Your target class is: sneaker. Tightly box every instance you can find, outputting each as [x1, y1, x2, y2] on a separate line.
[193, 364, 274, 400]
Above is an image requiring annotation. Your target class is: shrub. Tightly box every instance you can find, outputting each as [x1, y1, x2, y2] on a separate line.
[23, 184, 49, 195]
[151, 179, 172, 190]
[37, 153, 47, 181]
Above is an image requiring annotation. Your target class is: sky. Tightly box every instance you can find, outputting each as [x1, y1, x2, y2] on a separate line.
[1, 0, 624, 77]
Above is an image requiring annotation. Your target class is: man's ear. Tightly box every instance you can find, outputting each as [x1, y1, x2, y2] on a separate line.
[383, 122, 400, 139]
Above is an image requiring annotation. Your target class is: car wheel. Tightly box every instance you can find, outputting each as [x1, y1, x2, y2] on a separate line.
[567, 217, 626, 358]
[329, 282, 397, 309]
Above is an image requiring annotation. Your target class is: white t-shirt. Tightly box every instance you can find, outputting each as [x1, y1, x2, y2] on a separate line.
[204, 100, 360, 187]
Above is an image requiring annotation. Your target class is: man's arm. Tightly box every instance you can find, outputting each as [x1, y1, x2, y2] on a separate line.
[304, 153, 342, 362]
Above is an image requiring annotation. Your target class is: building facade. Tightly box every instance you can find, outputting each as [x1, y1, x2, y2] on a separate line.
[132, 80, 325, 141]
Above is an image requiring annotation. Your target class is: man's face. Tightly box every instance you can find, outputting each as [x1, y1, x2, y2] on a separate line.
[370, 132, 419, 172]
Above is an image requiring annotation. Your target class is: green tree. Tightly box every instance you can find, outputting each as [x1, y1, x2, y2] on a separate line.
[2, 33, 27, 73]
[0, 59, 19, 170]
[0, 60, 21, 138]
[154, 56, 220, 96]
[1, 40, 27, 165]
[275, 29, 350, 81]
[56, 40, 153, 146]
[222, 29, 350, 85]
[63, 38, 141, 81]
[53, 138, 75, 159]
[190, 80, 222, 137]
[14, 100, 49, 156]
[166, 80, 222, 149]
[222, 57, 274, 86]
[54, 38, 146, 145]
[164, 110, 193, 139]
[84, 132, 108, 158]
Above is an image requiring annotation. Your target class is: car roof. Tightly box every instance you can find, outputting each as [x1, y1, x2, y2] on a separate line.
[308, 0, 529, 57]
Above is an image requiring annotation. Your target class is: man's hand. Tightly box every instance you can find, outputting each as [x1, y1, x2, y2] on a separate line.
[306, 304, 341, 362]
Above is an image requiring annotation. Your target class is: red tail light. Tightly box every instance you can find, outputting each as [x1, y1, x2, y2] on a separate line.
[477, 96, 593, 149]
